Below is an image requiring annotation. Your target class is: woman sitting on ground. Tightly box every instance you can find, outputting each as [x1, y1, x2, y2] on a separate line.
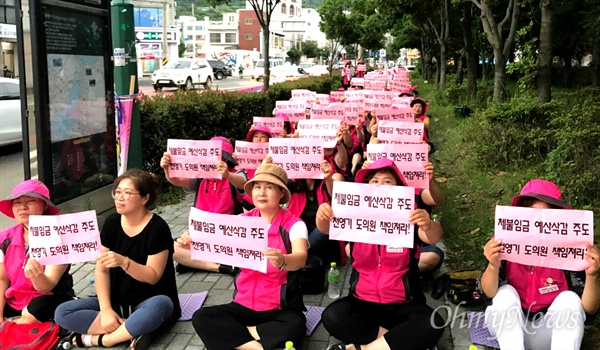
[478, 179, 600, 350]
[190, 163, 309, 350]
[316, 159, 445, 350]
[0, 180, 74, 323]
[55, 169, 180, 349]
[161, 136, 242, 275]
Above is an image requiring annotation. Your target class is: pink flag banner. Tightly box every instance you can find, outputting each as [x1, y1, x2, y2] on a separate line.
[329, 182, 415, 246]
[375, 108, 414, 122]
[330, 91, 345, 102]
[276, 100, 306, 111]
[234, 141, 269, 170]
[28, 211, 101, 265]
[116, 98, 133, 176]
[269, 138, 324, 179]
[167, 139, 222, 179]
[297, 119, 340, 148]
[253, 117, 285, 136]
[378, 121, 424, 144]
[366, 143, 430, 188]
[189, 208, 269, 273]
[344, 103, 362, 125]
[494, 206, 594, 271]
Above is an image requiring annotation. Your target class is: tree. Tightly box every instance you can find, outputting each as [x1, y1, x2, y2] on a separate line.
[302, 40, 320, 58]
[287, 47, 302, 64]
[179, 39, 187, 58]
[537, 0, 553, 102]
[470, 0, 522, 102]
[461, 1, 478, 96]
[207, 0, 281, 91]
[318, 0, 358, 73]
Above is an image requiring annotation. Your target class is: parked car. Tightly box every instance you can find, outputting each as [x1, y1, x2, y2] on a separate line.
[207, 59, 231, 80]
[249, 59, 283, 81]
[305, 64, 330, 76]
[269, 65, 309, 84]
[299, 62, 315, 70]
[0, 77, 22, 147]
[151, 58, 214, 90]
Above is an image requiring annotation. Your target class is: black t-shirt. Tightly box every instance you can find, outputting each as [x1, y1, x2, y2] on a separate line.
[300, 192, 319, 233]
[100, 213, 181, 320]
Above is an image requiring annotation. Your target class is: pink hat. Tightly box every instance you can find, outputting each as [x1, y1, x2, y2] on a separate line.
[246, 125, 272, 142]
[0, 180, 60, 218]
[355, 158, 408, 186]
[276, 113, 290, 121]
[210, 136, 237, 166]
[511, 179, 570, 209]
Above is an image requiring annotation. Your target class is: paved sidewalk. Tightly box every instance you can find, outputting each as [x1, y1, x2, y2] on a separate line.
[71, 194, 456, 350]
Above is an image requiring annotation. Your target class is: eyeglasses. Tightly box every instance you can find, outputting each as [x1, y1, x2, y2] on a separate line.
[111, 190, 140, 200]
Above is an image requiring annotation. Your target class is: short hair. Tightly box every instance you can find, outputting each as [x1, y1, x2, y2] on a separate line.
[112, 169, 160, 208]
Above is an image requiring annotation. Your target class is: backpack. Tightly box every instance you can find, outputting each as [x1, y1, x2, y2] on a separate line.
[431, 270, 484, 306]
[0, 321, 60, 350]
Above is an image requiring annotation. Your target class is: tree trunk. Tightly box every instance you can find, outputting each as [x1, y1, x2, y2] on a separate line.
[537, 0, 553, 103]
[456, 55, 465, 85]
[493, 50, 508, 102]
[462, 2, 478, 96]
[593, 39, 600, 87]
[262, 26, 270, 92]
[439, 44, 447, 89]
[420, 38, 428, 80]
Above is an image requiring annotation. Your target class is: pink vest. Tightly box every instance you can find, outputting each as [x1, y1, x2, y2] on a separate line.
[242, 169, 257, 207]
[285, 181, 329, 218]
[233, 209, 305, 311]
[418, 115, 430, 142]
[0, 225, 45, 310]
[195, 177, 237, 214]
[504, 262, 569, 312]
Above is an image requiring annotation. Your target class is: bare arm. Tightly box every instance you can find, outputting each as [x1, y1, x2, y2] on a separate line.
[334, 140, 349, 170]
[26, 262, 69, 294]
[315, 203, 333, 235]
[412, 209, 443, 244]
[581, 245, 600, 314]
[224, 171, 248, 190]
[122, 250, 169, 285]
[282, 238, 308, 271]
[420, 162, 445, 206]
[480, 238, 503, 299]
[0, 263, 9, 320]
[95, 246, 113, 312]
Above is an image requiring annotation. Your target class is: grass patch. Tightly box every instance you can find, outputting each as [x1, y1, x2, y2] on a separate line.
[417, 77, 600, 349]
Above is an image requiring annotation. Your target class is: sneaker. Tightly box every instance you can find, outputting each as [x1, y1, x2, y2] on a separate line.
[175, 263, 194, 274]
[218, 264, 240, 276]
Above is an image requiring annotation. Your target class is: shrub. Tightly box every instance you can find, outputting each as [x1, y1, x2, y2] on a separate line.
[140, 75, 342, 177]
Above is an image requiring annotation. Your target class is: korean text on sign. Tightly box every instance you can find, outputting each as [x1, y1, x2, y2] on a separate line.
[188, 208, 269, 273]
[329, 182, 415, 247]
[269, 138, 324, 179]
[296, 119, 340, 148]
[234, 141, 269, 170]
[377, 121, 424, 144]
[495, 206, 594, 271]
[28, 210, 101, 265]
[253, 117, 285, 136]
[166, 139, 222, 179]
[366, 143, 429, 189]
[375, 108, 413, 122]
[311, 103, 345, 121]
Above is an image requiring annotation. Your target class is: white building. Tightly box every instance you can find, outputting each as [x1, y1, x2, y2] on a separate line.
[302, 8, 327, 48]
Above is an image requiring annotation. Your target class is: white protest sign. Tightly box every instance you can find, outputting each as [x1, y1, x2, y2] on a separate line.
[166, 139, 222, 178]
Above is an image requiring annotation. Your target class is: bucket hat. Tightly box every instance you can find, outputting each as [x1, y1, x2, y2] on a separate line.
[244, 163, 291, 204]
[355, 158, 408, 186]
[246, 125, 272, 142]
[210, 136, 238, 167]
[0, 180, 60, 218]
[511, 179, 570, 209]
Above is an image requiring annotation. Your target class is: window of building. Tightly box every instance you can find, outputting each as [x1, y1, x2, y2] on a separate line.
[307, 22, 311, 26]
[228, 15, 234, 22]
[186, 26, 193, 31]
[187, 35, 193, 40]
[0, 0, 17, 25]
[289, 5, 294, 16]
[245, 18, 252, 25]
[133, 7, 163, 28]
[196, 35, 204, 40]
[195, 25, 203, 31]
[281, 4, 286, 14]
[225, 33, 236, 43]
[210, 33, 221, 43]
[245, 34, 253, 40]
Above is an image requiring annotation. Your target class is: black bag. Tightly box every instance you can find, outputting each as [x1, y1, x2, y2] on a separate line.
[431, 270, 484, 306]
[299, 255, 326, 295]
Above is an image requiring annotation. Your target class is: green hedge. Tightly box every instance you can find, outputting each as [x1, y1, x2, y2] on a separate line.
[140, 74, 342, 177]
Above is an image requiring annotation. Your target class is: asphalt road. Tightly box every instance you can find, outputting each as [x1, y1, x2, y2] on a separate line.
[138, 75, 262, 95]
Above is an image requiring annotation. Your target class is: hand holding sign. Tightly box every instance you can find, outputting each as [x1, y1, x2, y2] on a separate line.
[585, 244, 600, 276]
[23, 259, 44, 279]
[264, 248, 285, 269]
[483, 237, 503, 270]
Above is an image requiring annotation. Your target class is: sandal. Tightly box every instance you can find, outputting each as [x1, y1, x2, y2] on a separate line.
[70, 333, 105, 348]
[130, 333, 151, 350]
[326, 342, 361, 350]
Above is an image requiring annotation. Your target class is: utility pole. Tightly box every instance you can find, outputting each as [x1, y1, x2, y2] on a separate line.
[162, 0, 168, 62]
[111, 0, 142, 169]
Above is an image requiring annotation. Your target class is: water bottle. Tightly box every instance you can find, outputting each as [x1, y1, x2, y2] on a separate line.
[469, 345, 478, 350]
[285, 341, 295, 350]
[327, 262, 341, 299]
[88, 278, 96, 297]
[432, 214, 440, 223]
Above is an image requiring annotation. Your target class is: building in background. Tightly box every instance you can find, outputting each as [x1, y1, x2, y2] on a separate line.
[302, 8, 327, 48]
[133, 0, 178, 76]
[1, 0, 17, 78]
